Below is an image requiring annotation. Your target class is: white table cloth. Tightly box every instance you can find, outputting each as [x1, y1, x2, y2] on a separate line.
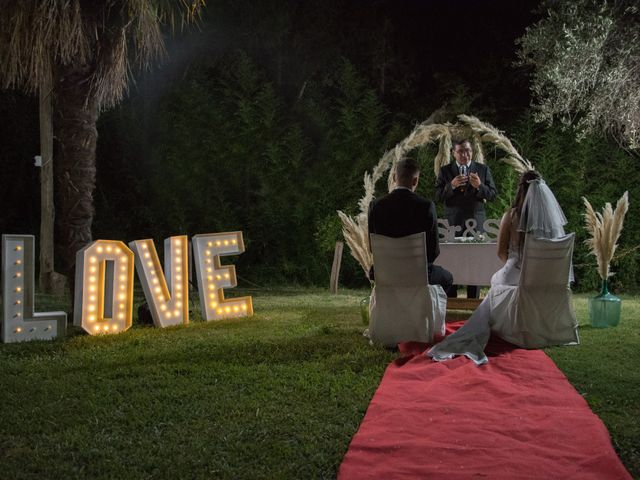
[434, 242, 505, 286]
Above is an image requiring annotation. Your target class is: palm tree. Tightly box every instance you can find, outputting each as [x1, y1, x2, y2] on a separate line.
[0, 0, 205, 286]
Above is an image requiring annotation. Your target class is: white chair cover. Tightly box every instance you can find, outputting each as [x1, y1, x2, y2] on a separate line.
[489, 233, 580, 348]
[368, 233, 447, 347]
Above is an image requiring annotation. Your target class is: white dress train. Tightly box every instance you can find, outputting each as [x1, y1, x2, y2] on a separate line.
[426, 248, 521, 365]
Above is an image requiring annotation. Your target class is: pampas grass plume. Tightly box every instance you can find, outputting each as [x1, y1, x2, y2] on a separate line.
[583, 191, 629, 280]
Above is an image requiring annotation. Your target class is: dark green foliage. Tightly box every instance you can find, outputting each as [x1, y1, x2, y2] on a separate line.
[302, 59, 390, 285]
[92, 53, 390, 287]
[151, 52, 318, 283]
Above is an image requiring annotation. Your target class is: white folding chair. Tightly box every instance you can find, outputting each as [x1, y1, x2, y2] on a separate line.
[367, 232, 446, 347]
[489, 233, 580, 348]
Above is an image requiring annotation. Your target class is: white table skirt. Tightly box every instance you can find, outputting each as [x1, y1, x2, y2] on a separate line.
[435, 243, 505, 286]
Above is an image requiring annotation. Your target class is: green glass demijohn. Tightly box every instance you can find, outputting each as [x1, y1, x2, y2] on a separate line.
[588, 279, 621, 328]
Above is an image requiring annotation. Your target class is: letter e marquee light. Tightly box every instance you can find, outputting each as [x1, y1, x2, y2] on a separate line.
[192, 232, 253, 321]
[73, 240, 135, 335]
[1, 235, 66, 343]
[129, 236, 189, 328]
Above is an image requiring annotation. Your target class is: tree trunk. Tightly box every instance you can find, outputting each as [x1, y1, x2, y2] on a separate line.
[55, 65, 99, 288]
[38, 78, 56, 292]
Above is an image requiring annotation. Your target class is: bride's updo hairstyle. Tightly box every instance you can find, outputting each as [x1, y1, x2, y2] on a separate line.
[512, 170, 541, 252]
[513, 170, 541, 218]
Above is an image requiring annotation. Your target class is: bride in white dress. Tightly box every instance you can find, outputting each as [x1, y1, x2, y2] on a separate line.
[427, 171, 569, 365]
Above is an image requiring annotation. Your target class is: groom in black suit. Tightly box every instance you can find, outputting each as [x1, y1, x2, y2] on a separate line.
[435, 138, 498, 298]
[368, 157, 453, 294]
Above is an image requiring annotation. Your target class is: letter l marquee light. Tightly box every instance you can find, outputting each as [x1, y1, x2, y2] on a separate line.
[73, 240, 135, 335]
[129, 236, 189, 327]
[192, 232, 253, 320]
[1, 235, 66, 343]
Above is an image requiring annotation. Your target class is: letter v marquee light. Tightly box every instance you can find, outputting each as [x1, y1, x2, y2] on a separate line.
[1, 235, 66, 343]
[192, 232, 253, 320]
[129, 236, 189, 327]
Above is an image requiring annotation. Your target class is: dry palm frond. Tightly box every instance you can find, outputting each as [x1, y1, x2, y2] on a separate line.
[0, 0, 205, 108]
[583, 191, 629, 280]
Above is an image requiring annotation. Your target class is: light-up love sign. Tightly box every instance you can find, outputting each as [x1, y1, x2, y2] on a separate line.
[129, 236, 189, 328]
[1, 231, 253, 341]
[1, 235, 66, 343]
[192, 232, 253, 321]
[73, 240, 135, 335]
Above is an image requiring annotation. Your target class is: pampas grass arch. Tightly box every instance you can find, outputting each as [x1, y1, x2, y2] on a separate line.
[337, 114, 535, 277]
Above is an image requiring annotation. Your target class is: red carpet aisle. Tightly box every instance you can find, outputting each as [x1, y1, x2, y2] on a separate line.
[339, 322, 631, 480]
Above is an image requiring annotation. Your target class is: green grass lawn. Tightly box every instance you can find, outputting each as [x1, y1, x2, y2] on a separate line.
[0, 289, 638, 479]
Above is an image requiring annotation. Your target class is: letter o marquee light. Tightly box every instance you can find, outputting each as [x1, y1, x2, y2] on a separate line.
[73, 240, 135, 335]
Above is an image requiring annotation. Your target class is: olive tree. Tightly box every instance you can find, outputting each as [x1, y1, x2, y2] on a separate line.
[518, 0, 640, 150]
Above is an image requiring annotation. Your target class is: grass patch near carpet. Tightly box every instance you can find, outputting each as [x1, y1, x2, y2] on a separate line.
[545, 294, 640, 479]
[0, 289, 638, 479]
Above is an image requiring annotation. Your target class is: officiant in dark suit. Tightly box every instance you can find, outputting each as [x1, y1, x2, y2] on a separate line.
[368, 157, 453, 294]
[435, 139, 498, 298]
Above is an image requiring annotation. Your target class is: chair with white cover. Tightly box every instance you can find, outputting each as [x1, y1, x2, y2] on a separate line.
[489, 233, 580, 348]
[367, 232, 447, 348]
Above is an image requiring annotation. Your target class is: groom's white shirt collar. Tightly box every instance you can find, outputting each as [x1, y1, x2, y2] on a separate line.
[456, 161, 473, 171]
[393, 186, 413, 192]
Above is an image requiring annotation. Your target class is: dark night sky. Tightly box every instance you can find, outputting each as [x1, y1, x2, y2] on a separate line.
[155, 0, 542, 121]
[377, 0, 541, 116]
[395, 0, 540, 79]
